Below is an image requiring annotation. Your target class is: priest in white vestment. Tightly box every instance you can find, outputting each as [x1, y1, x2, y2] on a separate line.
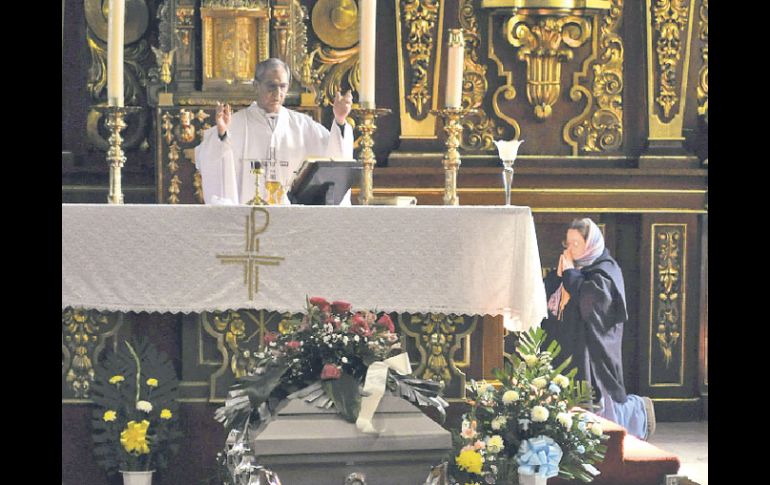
[194, 58, 354, 205]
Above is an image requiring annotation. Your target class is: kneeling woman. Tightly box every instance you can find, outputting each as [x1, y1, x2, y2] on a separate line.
[542, 218, 655, 440]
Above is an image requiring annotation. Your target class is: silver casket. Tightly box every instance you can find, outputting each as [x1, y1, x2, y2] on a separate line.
[251, 395, 453, 485]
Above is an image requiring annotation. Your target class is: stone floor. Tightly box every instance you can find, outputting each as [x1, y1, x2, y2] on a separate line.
[647, 421, 708, 485]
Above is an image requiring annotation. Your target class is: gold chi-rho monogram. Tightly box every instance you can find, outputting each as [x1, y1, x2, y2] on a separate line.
[216, 208, 284, 300]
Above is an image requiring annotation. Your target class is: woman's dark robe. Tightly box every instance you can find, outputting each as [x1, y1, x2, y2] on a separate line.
[541, 248, 629, 403]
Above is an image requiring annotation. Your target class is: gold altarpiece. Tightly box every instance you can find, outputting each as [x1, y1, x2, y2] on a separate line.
[66, 0, 706, 426]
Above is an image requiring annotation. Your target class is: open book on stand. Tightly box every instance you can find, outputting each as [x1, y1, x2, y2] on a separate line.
[288, 159, 362, 205]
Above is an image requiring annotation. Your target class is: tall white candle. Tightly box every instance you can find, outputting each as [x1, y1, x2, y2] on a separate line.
[445, 29, 465, 109]
[107, 0, 125, 107]
[359, 0, 376, 107]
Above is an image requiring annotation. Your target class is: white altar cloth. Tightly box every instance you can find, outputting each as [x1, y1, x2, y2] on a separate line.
[62, 204, 547, 331]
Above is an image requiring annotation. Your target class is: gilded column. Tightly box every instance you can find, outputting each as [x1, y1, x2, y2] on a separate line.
[641, 0, 698, 162]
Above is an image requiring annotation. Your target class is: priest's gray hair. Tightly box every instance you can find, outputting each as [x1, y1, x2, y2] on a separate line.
[254, 58, 291, 84]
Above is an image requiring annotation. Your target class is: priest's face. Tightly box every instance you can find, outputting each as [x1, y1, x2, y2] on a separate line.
[256, 67, 289, 113]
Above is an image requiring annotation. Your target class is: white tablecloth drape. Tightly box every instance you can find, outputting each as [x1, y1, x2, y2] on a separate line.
[62, 204, 547, 331]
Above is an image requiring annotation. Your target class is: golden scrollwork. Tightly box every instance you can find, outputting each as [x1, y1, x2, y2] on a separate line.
[488, 15, 522, 138]
[399, 313, 478, 399]
[651, 0, 690, 120]
[401, 0, 440, 117]
[178, 109, 196, 143]
[303, 44, 360, 107]
[193, 170, 205, 203]
[696, 0, 707, 124]
[460, 0, 504, 150]
[203, 309, 296, 380]
[168, 142, 180, 174]
[62, 308, 122, 399]
[653, 225, 685, 369]
[506, 14, 592, 120]
[564, 0, 624, 154]
[162, 111, 174, 145]
[168, 174, 182, 204]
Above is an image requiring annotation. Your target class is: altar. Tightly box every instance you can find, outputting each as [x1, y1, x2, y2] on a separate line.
[62, 204, 547, 331]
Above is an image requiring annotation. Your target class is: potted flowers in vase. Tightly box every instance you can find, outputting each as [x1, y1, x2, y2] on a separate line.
[90, 338, 182, 485]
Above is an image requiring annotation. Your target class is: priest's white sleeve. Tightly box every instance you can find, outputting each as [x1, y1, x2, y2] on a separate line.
[326, 122, 354, 160]
[194, 127, 239, 205]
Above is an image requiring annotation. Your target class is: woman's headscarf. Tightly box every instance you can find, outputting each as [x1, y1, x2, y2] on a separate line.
[548, 218, 605, 319]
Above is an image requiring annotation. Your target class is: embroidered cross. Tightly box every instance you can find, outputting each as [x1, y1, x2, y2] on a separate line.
[217, 208, 284, 300]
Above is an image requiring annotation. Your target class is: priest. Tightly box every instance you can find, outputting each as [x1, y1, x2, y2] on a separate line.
[194, 58, 354, 205]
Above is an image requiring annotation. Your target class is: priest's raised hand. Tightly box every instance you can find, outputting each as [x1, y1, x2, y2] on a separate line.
[215, 101, 231, 137]
[333, 90, 353, 126]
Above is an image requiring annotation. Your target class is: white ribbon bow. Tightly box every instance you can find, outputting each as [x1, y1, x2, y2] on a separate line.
[355, 352, 412, 434]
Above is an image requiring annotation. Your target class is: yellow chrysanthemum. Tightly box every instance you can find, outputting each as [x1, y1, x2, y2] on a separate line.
[120, 420, 150, 455]
[160, 409, 172, 420]
[146, 378, 158, 387]
[456, 449, 483, 475]
[109, 375, 125, 385]
[102, 410, 117, 422]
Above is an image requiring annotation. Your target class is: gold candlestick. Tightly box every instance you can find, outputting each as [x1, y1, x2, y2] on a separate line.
[431, 107, 477, 206]
[350, 106, 391, 205]
[96, 106, 142, 204]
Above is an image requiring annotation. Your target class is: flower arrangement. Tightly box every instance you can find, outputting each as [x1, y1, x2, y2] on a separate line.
[449, 327, 608, 484]
[90, 338, 181, 475]
[215, 296, 446, 432]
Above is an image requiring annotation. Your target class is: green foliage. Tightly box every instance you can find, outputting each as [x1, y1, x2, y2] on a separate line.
[90, 337, 181, 474]
[322, 372, 362, 423]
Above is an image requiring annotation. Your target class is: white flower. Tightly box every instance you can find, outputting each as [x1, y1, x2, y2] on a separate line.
[531, 405, 549, 422]
[490, 416, 507, 430]
[354, 335, 360, 342]
[486, 435, 505, 454]
[532, 377, 547, 389]
[553, 374, 570, 388]
[556, 412, 573, 429]
[502, 390, 519, 404]
[493, 138, 524, 163]
[523, 355, 539, 367]
[591, 424, 604, 436]
[343, 336, 349, 345]
[341, 356, 348, 364]
[136, 400, 153, 413]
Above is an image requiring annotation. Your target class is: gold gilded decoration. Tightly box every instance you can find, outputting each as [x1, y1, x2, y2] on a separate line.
[399, 313, 478, 399]
[564, 0, 623, 155]
[168, 142, 180, 173]
[402, 0, 440, 117]
[168, 175, 182, 204]
[506, 14, 592, 120]
[201, 4, 270, 90]
[696, 0, 707, 124]
[62, 309, 122, 399]
[652, 225, 685, 370]
[193, 170, 205, 203]
[460, 0, 504, 150]
[651, 0, 690, 120]
[303, 45, 360, 107]
[351, 107, 392, 205]
[216, 208, 285, 300]
[178, 109, 196, 143]
[432, 108, 477, 205]
[488, 14, 522, 138]
[161, 111, 174, 145]
[312, 0, 359, 49]
[273, 5, 291, 61]
[151, 46, 177, 86]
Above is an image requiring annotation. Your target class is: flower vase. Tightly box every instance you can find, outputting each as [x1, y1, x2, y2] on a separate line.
[120, 470, 154, 485]
[518, 474, 548, 485]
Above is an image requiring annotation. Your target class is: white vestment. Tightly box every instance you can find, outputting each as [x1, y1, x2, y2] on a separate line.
[194, 103, 354, 205]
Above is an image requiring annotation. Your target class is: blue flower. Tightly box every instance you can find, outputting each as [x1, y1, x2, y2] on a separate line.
[549, 383, 561, 394]
[516, 435, 563, 478]
[576, 445, 585, 454]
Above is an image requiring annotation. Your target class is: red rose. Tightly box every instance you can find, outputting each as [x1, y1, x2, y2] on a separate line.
[309, 297, 331, 313]
[264, 331, 279, 344]
[320, 363, 342, 380]
[351, 313, 373, 337]
[332, 300, 352, 314]
[285, 340, 301, 350]
[376, 314, 395, 333]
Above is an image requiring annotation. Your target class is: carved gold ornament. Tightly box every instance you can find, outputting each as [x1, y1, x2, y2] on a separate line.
[460, 0, 504, 150]
[399, 313, 478, 399]
[506, 14, 592, 120]
[62, 309, 122, 399]
[402, 0, 440, 117]
[653, 225, 685, 370]
[312, 0, 360, 49]
[696, 0, 707, 124]
[652, 0, 690, 120]
[564, 0, 624, 154]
